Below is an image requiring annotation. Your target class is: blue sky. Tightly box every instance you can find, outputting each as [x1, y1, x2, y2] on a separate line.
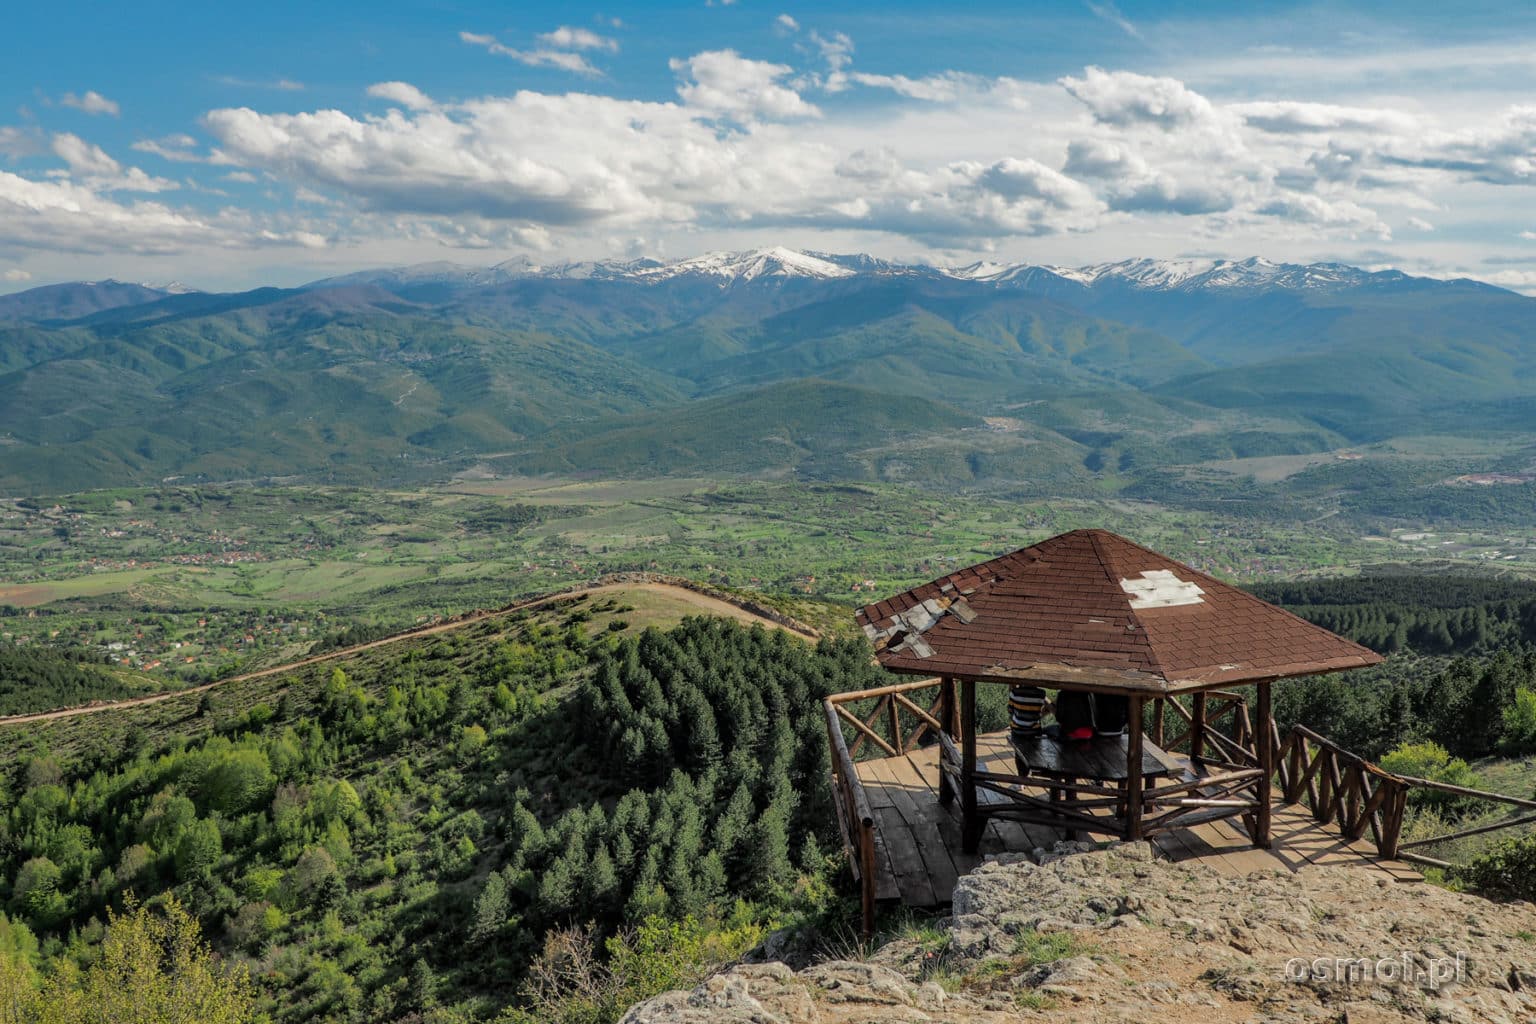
[5, 1, 1536, 291]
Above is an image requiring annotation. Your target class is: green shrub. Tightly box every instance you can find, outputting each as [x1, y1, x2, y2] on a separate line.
[1451, 832, 1536, 902]
[1501, 688, 1536, 754]
[1379, 741, 1483, 813]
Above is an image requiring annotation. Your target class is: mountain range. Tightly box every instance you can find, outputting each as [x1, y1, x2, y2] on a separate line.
[0, 248, 1532, 496]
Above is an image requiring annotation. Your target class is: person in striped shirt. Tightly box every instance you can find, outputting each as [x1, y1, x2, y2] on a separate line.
[1010, 683, 1047, 775]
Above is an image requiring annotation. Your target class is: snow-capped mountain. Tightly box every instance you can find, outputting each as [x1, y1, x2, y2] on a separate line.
[301, 247, 1497, 297]
[1040, 256, 1386, 293]
[624, 246, 857, 282]
[949, 255, 1412, 294]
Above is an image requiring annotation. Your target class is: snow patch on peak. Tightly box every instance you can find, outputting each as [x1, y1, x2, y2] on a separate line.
[632, 247, 857, 282]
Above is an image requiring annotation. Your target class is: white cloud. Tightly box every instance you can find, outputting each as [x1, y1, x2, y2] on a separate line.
[1254, 192, 1391, 238]
[131, 134, 204, 163]
[2, 269, 31, 282]
[1387, 105, 1536, 185]
[1085, 1, 1143, 41]
[460, 31, 601, 76]
[775, 14, 799, 34]
[809, 31, 854, 72]
[0, 171, 211, 253]
[51, 133, 121, 177]
[1060, 66, 1219, 130]
[1063, 138, 1237, 214]
[22, 37, 1536, 277]
[216, 76, 305, 91]
[0, 125, 45, 159]
[537, 26, 618, 52]
[671, 50, 820, 119]
[848, 71, 989, 103]
[367, 81, 435, 111]
[59, 90, 120, 116]
[1233, 101, 1418, 135]
[51, 133, 178, 193]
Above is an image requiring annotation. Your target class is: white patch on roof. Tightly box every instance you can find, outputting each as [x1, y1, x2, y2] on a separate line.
[1120, 569, 1205, 609]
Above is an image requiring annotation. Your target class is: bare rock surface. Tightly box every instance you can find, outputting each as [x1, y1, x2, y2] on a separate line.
[620, 843, 1536, 1023]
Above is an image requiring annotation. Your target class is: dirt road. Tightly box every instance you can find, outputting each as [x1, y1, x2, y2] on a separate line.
[0, 580, 813, 727]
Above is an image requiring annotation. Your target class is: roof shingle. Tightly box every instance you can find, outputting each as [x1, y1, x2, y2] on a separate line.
[856, 529, 1381, 694]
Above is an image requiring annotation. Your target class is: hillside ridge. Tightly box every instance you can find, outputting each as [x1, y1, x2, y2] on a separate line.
[0, 574, 816, 726]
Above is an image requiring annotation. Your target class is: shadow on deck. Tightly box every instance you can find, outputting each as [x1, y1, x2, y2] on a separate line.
[857, 729, 1422, 909]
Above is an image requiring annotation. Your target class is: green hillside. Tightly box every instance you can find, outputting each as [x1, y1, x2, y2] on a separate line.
[509, 379, 998, 478]
[0, 295, 687, 492]
[0, 601, 892, 1023]
[1, 266, 1534, 497]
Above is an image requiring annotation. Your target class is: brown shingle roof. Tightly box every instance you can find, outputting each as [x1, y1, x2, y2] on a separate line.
[856, 529, 1381, 694]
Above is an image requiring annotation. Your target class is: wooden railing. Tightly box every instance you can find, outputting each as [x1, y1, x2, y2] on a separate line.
[1152, 690, 1255, 767]
[825, 679, 1536, 935]
[824, 696, 877, 938]
[1275, 724, 1409, 857]
[824, 678, 952, 938]
[825, 677, 952, 759]
[1272, 724, 1536, 870]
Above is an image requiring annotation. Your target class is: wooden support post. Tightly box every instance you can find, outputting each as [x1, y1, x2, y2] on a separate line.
[1191, 692, 1207, 765]
[859, 825, 876, 940]
[1254, 680, 1273, 849]
[1126, 697, 1145, 842]
[938, 676, 955, 806]
[887, 696, 903, 755]
[1380, 783, 1407, 860]
[1152, 697, 1165, 747]
[961, 677, 981, 854]
[933, 672, 946, 736]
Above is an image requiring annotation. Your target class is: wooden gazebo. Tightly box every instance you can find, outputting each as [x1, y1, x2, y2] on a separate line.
[855, 529, 1382, 853]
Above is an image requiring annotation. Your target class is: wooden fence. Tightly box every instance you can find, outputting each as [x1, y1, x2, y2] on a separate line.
[824, 680, 1536, 934]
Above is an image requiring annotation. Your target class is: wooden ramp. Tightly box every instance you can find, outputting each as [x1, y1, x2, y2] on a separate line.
[855, 730, 1421, 909]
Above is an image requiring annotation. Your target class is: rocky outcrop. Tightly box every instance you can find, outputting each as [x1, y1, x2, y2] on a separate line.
[622, 843, 1536, 1023]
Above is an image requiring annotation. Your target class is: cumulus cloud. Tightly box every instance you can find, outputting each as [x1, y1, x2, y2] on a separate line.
[51, 133, 178, 193]
[0, 171, 212, 253]
[1254, 192, 1391, 238]
[197, 70, 1114, 250]
[537, 26, 618, 52]
[774, 14, 799, 33]
[1063, 138, 1236, 214]
[1060, 66, 1218, 130]
[52, 132, 120, 176]
[2, 268, 31, 282]
[25, 44, 1536, 267]
[671, 50, 820, 119]
[368, 81, 435, 111]
[1385, 105, 1536, 185]
[461, 31, 601, 76]
[59, 90, 120, 116]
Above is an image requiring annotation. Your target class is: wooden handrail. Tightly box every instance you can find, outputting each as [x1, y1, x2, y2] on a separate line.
[825, 677, 947, 704]
[824, 698, 877, 938]
[1277, 722, 1536, 868]
[828, 677, 949, 762]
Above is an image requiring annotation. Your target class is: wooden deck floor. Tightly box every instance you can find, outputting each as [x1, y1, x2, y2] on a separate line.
[856, 730, 1421, 908]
